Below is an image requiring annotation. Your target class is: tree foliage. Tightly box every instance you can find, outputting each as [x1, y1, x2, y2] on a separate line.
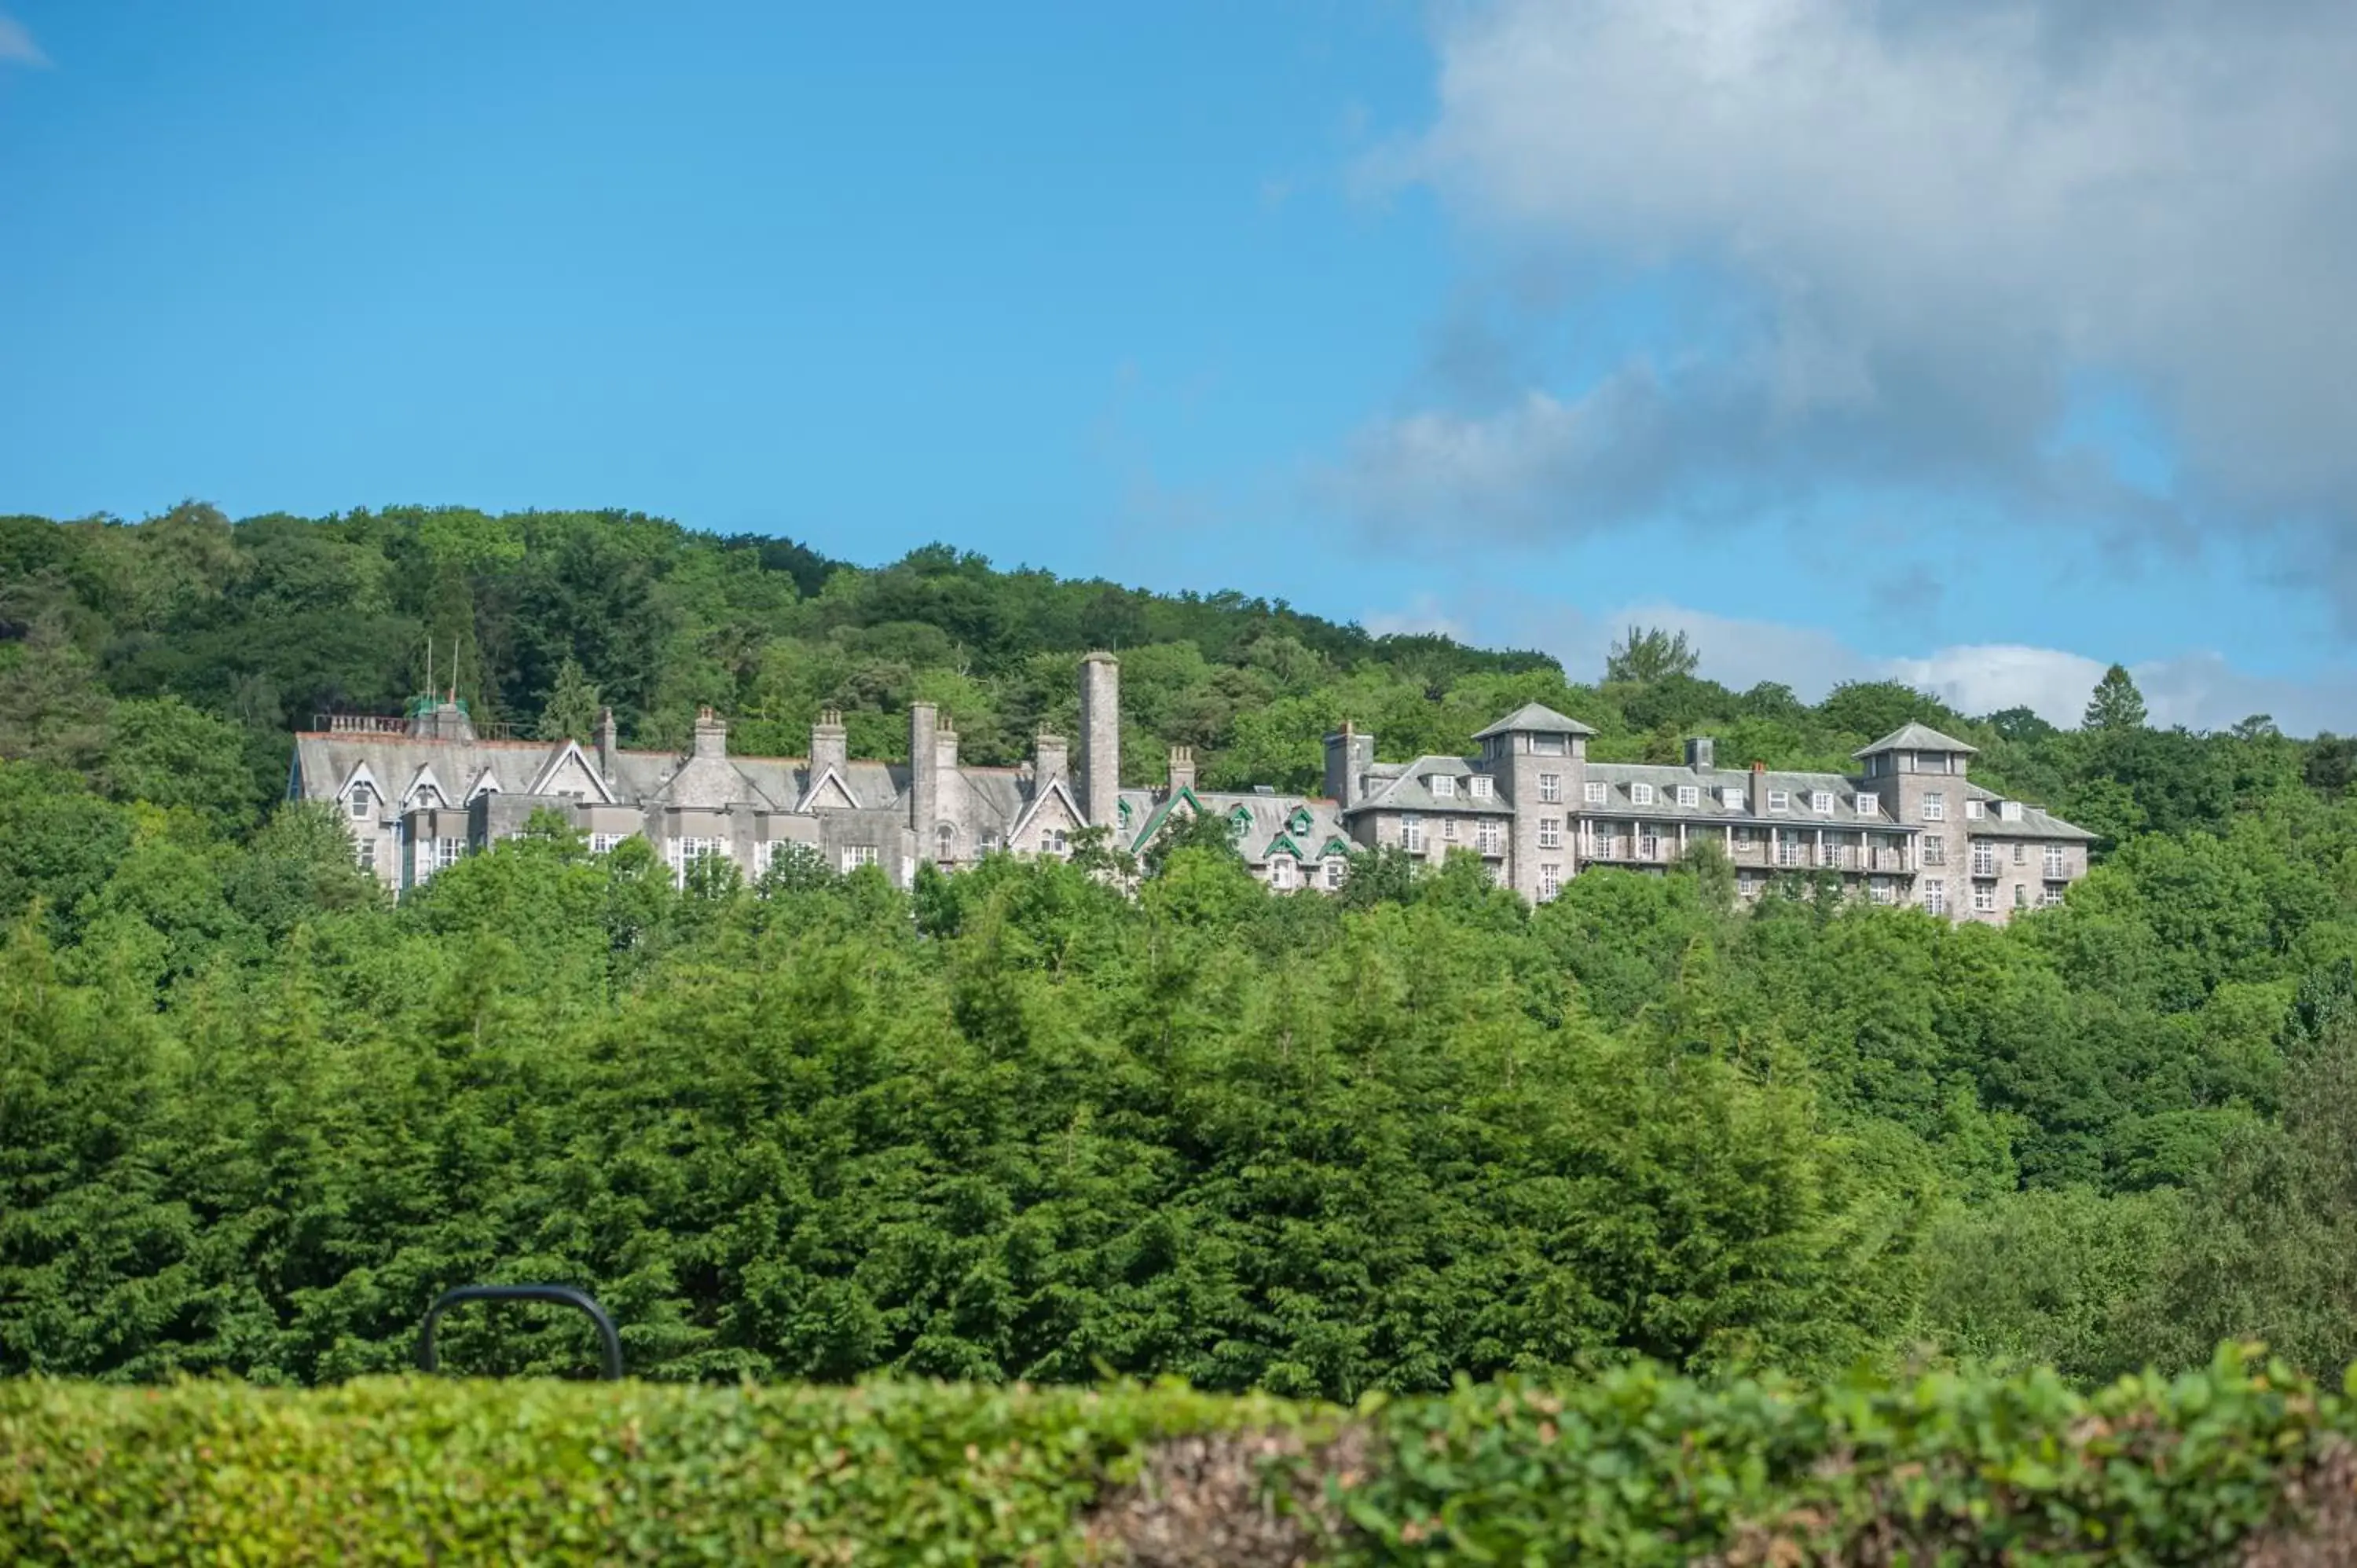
[1, 504, 2354, 1394]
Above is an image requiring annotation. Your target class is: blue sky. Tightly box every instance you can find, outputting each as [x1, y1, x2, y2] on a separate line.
[3, 2, 2354, 731]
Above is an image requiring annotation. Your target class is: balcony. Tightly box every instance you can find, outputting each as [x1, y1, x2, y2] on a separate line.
[1585, 837, 1677, 866]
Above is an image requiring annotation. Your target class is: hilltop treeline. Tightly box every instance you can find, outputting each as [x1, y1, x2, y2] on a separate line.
[4, 503, 2357, 1390]
[2, 503, 2335, 835]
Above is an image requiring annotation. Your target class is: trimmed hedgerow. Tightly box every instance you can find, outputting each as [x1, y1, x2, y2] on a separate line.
[0, 1375, 1328, 1566]
[6, 1347, 2356, 1565]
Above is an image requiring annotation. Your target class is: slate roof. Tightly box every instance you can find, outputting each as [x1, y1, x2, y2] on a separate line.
[1116, 786, 1348, 864]
[1472, 702, 1597, 740]
[1856, 722, 1979, 758]
[1355, 754, 1516, 815]
[1583, 761, 1896, 829]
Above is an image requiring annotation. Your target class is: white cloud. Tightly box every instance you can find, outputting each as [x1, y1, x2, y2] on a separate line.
[0, 13, 47, 67]
[1343, 0, 2357, 605]
[1402, 588, 2357, 733]
[1361, 593, 1471, 643]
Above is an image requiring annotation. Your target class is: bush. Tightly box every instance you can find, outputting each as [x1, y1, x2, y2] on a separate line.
[0, 1376, 1324, 1565]
[5, 1348, 2355, 1564]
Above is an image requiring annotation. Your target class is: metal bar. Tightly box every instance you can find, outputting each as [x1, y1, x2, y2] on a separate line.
[417, 1284, 625, 1381]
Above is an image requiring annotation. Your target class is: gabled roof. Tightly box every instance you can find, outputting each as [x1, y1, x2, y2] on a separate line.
[525, 740, 616, 804]
[1472, 702, 1597, 740]
[401, 764, 449, 808]
[1263, 831, 1308, 861]
[1855, 722, 1978, 758]
[1007, 775, 1086, 842]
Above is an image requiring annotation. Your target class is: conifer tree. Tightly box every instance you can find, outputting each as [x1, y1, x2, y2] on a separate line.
[2084, 663, 2148, 732]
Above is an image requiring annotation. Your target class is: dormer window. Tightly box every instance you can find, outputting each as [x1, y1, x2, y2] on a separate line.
[1856, 792, 1878, 819]
[1999, 800, 2023, 822]
[1809, 791, 1834, 814]
[1676, 786, 1699, 808]
[1630, 782, 1655, 807]
[1721, 786, 1745, 809]
[1767, 790, 1790, 812]
[1289, 806, 1314, 835]
[1468, 775, 1493, 800]
[1964, 798, 1984, 821]
[1228, 806, 1253, 835]
[347, 786, 372, 819]
[1431, 775, 1457, 799]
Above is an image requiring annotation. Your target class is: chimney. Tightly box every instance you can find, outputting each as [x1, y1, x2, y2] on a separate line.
[1033, 728, 1069, 790]
[1080, 652, 1120, 829]
[596, 706, 618, 784]
[693, 705, 728, 761]
[1749, 759, 1769, 817]
[812, 709, 848, 776]
[909, 701, 940, 841]
[1685, 736, 1715, 772]
[1168, 745, 1197, 794]
[937, 718, 959, 771]
[1324, 723, 1373, 809]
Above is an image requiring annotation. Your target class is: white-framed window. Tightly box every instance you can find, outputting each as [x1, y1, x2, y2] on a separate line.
[1809, 790, 1833, 814]
[1401, 814, 1425, 853]
[435, 837, 465, 873]
[1441, 817, 1459, 841]
[1468, 775, 1494, 800]
[1923, 834, 1945, 866]
[1775, 833, 1802, 868]
[1324, 858, 1346, 889]
[1767, 789, 1791, 812]
[1721, 786, 1745, 809]
[1734, 825, 1756, 848]
[1870, 877, 1896, 905]
[2044, 846, 2066, 878]
[1964, 798, 1985, 821]
[1637, 831, 1660, 859]
[936, 823, 957, 859]
[1971, 843, 1997, 877]
[1738, 872, 1761, 896]
[1855, 792, 1878, 819]
[841, 843, 880, 872]
[1585, 780, 1608, 805]
[1922, 792, 1946, 822]
[1045, 828, 1069, 855]
[1972, 881, 1996, 914]
[1538, 773, 1563, 804]
[1538, 863, 1561, 899]
[979, 831, 1000, 852]
[1923, 878, 1947, 915]
[1538, 816, 1563, 849]
[1596, 830, 1618, 859]
[1270, 855, 1296, 890]
[1631, 782, 1655, 806]
[1676, 785, 1699, 808]
[2011, 842, 2027, 866]
[357, 837, 376, 870]
[348, 789, 372, 819]
[2014, 883, 2029, 909]
[590, 832, 624, 855]
[2040, 883, 2066, 907]
[1476, 819, 1502, 855]
[1431, 774, 1457, 799]
[2000, 800, 2023, 822]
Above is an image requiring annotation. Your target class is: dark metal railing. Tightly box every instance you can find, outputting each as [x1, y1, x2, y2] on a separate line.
[417, 1284, 625, 1381]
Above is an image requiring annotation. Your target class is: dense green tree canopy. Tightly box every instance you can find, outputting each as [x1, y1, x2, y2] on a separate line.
[1, 503, 2352, 1393]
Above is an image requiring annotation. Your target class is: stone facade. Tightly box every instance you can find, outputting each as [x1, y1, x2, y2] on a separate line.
[291, 659, 2091, 921]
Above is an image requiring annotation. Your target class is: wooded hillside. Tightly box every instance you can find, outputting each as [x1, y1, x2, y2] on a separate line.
[5, 503, 2357, 1390]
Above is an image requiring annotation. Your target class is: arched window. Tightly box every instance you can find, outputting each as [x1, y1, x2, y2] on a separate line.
[936, 822, 957, 856]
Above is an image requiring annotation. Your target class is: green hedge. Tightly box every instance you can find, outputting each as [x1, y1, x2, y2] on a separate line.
[5, 1347, 2354, 1564]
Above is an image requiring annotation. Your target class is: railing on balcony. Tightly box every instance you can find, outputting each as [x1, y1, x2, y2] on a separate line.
[316, 713, 410, 735]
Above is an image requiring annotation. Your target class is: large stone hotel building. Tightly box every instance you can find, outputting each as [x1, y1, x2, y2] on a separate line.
[292, 654, 2091, 921]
